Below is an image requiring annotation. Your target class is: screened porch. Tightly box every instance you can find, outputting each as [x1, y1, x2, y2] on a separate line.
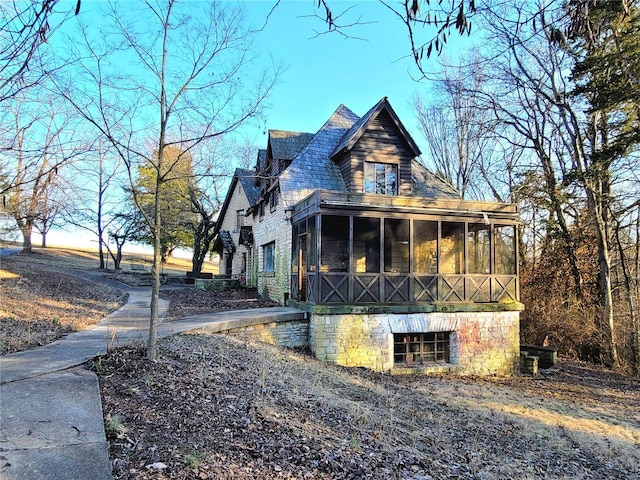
[289, 191, 519, 306]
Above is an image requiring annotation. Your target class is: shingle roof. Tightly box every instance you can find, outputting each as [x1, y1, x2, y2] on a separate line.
[268, 130, 314, 160]
[279, 104, 360, 205]
[236, 168, 260, 207]
[275, 98, 460, 205]
[411, 160, 459, 198]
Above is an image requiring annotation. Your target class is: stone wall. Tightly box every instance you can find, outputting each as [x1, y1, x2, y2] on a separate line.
[224, 320, 309, 349]
[219, 182, 253, 282]
[309, 311, 520, 376]
[251, 202, 292, 305]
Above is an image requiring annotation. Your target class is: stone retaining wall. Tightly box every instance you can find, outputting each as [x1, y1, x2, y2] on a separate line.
[223, 320, 309, 349]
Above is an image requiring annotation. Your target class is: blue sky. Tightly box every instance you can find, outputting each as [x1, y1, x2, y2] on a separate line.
[56, 0, 467, 154]
[242, 0, 437, 145]
[38, 0, 466, 249]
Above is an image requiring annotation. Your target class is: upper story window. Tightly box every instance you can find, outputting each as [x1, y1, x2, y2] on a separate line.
[364, 161, 397, 195]
[236, 210, 244, 229]
[269, 189, 279, 213]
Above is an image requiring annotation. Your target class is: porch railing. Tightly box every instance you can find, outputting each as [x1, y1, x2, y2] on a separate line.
[292, 272, 518, 305]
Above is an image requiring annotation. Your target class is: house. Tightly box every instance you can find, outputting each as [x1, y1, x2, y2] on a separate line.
[213, 97, 523, 375]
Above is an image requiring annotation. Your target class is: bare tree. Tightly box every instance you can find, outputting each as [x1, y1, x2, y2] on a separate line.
[59, 0, 278, 359]
[108, 209, 144, 271]
[61, 143, 126, 269]
[412, 62, 497, 200]
[187, 188, 218, 275]
[0, 0, 80, 103]
[1, 92, 85, 251]
[467, 0, 640, 369]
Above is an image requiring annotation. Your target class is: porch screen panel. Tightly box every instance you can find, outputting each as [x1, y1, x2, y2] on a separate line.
[468, 223, 491, 274]
[413, 220, 438, 274]
[291, 222, 299, 273]
[384, 218, 409, 273]
[441, 222, 464, 274]
[308, 216, 317, 272]
[353, 217, 380, 273]
[321, 215, 349, 272]
[495, 225, 516, 274]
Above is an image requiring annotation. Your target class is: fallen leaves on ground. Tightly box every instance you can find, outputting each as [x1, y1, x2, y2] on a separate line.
[160, 287, 279, 319]
[98, 335, 640, 480]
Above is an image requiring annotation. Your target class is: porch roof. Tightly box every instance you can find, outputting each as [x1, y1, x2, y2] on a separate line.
[290, 190, 519, 224]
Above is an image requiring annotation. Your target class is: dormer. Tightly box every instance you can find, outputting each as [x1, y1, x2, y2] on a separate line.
[263, 130, 314, 181]
[330, 97, 420, 196]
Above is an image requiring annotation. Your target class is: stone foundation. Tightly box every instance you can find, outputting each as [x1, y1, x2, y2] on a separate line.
[223, 320, 308, 349]
[309, 311, 520, 376]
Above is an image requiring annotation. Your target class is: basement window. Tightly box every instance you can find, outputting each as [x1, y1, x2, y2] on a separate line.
[394, 332, 451, 365]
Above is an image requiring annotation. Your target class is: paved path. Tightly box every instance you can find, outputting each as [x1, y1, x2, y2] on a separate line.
[0, 280, 304, 480]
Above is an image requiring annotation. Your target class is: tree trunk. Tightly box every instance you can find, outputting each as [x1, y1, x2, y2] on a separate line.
[40, 233, 47, 248]
[614, 216, 639, 373]
[191, 219, 215, 275]
[633, 207, 640, 374]
[147, 131, 165, 360]
[147, 182, 162, 360]
[19, 223, 33, 253]
[98, 155, 106, 270]
[108, 237, 124, 270]
[586, 181, 618, 367]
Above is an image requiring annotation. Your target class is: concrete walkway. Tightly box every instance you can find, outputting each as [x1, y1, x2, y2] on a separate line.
[0, 282, 304, 480]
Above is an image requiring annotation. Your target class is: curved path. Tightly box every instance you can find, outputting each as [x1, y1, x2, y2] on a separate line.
[0, 274, 303, 479]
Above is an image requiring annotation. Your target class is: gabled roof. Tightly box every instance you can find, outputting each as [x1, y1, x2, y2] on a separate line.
[330, 97, 421, 158]
[213, 168, 258, 239]
[236, 168, 260, 207]
[268, 130, 314, 161]
[279, 104, 360, 205]
[256, 149, 267, 173]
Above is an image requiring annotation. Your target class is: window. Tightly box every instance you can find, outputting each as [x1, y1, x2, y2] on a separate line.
[236, 210, 244, 229]
[259, 202, 265, 220]
[364, 162, 398, 195]
[262, 242, 275, 272]
[394, 332, 451, 365]
[269, 189, 279, 213]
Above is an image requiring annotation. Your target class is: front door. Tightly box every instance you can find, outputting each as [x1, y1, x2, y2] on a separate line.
[298, 233, 307, 301]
